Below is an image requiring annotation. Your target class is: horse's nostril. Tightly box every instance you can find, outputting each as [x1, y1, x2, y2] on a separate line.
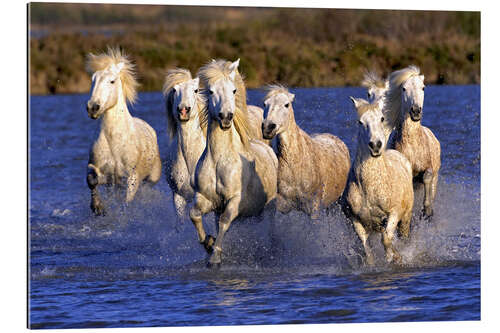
[268, 123, 276, 130]
[368, 141, 375, 149]
[376, 140, 382, 149]
[185, 106, 191, 112]
[227, 113, 234, 121]
[92, 104, 100, 112]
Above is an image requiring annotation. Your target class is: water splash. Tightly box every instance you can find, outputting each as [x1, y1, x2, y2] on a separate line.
[30, 176, 479, 281]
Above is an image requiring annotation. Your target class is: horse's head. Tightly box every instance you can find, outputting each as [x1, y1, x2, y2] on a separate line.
[351, 97, 386, 158]
[171, 77, 200, 122]
[262, 86, 295, 139]
[87, 62, 124, 119]
[204, 59, 240, 130]
[401, 73, 425, 122]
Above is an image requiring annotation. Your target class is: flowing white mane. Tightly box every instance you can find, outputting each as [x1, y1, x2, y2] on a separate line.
[264, 84, 290, 100]
[86, 46, 139, 104]
[162, 68, 207, 140]
[383, 65, 421, 131]
[198, 59, 251, 147]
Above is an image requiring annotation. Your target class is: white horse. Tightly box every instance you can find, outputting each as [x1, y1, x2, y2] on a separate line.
[262, 85, 350, 216]
[343, 97, 414, 265]
[382, 66, 441, 218]
[189, 59, 278, 266]
[85, 47, 161, 215]
[163, 68, 207, 219]
[361, 70, 388, 108]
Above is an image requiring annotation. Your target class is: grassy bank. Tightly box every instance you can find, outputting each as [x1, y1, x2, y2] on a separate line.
[29, 4, 480, 95]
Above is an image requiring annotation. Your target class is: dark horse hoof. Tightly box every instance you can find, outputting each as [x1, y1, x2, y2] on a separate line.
[91, 203, 106, 216]
[202, 235, 216, 254]
[206, 261, 221, 269]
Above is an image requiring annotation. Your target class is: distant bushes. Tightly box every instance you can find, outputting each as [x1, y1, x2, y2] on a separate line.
[29, 4, 480, 94]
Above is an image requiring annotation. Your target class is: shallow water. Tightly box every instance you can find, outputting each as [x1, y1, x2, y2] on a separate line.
[29, 85, 480, 328]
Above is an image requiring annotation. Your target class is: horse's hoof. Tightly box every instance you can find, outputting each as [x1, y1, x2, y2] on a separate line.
[207, 261, 221, 269]
[202, 235, 216, 254]
[91, 203, 106, 216]
[422, 207, 433, 221]
[208, 251, 222, 266]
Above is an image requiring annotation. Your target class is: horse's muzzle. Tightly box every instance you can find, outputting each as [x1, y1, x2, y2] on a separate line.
[87, 102, 101, 119]
[262, 122, 277, 139]
[410, 106, 422, 121]
[177, 106, 191, 121]
[218, 112, 233, 130]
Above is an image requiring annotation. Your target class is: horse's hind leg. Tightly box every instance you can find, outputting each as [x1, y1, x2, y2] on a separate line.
[353, 219, 374, 266]
[423, 169, 434, 218]
[173, 192, 187, 220]
[87, 164, 105, 216]
[381, 214, 402, 264]
[189, 193, 214, 251]
[398, 209, 412, 239]
[209, 196, 241, 266]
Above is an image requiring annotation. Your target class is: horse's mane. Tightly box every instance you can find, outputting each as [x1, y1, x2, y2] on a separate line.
[86, 46, 139, 105]
[264, 84, 290, 101]
[361, 70, 386, 89]
[162, 68, 208, 140]
[383, 65, 421, 131]
[198, 59, 251, 147]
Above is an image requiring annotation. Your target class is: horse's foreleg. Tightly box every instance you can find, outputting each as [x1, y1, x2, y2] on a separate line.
[381, 214, 402, 264]
[189, 193, 213, 248]
[422, 169, 434, 218]
[87, 164, 105, 216]
[125, 172, 140, 203]
[209, 196, 240, 266]
[352, 219, 374, 266]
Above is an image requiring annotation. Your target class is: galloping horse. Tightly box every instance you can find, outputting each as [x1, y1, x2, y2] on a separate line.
[262, 85, 350, 216]
[382, 66, 441, 218]
[189, 59, 278, 266]
[343, 97, 414, 265]
[85, 47, 161, 215]
[163, 68, 207, 219]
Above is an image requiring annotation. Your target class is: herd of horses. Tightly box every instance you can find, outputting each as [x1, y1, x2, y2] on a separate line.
[85, 47, 441, 266]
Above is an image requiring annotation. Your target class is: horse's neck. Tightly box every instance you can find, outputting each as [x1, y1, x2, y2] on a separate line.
[354, 143, 387, 181]
[395, 113, 422, 144]
[276, 111, 302, 162]
[100, 92, 134, 141]
[206, 119, 243, 161]
[176, 111, 206, 170]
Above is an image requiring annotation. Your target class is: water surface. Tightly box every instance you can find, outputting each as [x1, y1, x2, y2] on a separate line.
[29, 85, 480, 328]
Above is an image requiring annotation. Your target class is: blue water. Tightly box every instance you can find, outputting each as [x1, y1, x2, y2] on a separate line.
[29, 85, 480, 328]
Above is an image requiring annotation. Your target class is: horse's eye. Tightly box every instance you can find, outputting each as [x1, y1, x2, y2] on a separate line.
[110, 80, 115, 84]
[367, 92, 371, 98]
[285, 103, 290, 108]
[358, 120, 363, 125]
[194, 89, 198, 93]
[381, 117, 385, 122]
[209, 90, 214, 95]
[402, 87, 406, 92]
[233, 89, 237, 95]
[422, 87, 425, 91]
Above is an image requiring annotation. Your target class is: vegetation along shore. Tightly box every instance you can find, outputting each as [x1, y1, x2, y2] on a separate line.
[29, 4, 480, 95]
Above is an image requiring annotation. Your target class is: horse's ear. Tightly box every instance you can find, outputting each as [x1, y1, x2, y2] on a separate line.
[288, 92, 295, 102]
[229, 58, 240, 72]
[193, 77, 200, 87]
[350, 96, 367, 109]
[229, 59, 240, 80]
[420, 74, 425, 83]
